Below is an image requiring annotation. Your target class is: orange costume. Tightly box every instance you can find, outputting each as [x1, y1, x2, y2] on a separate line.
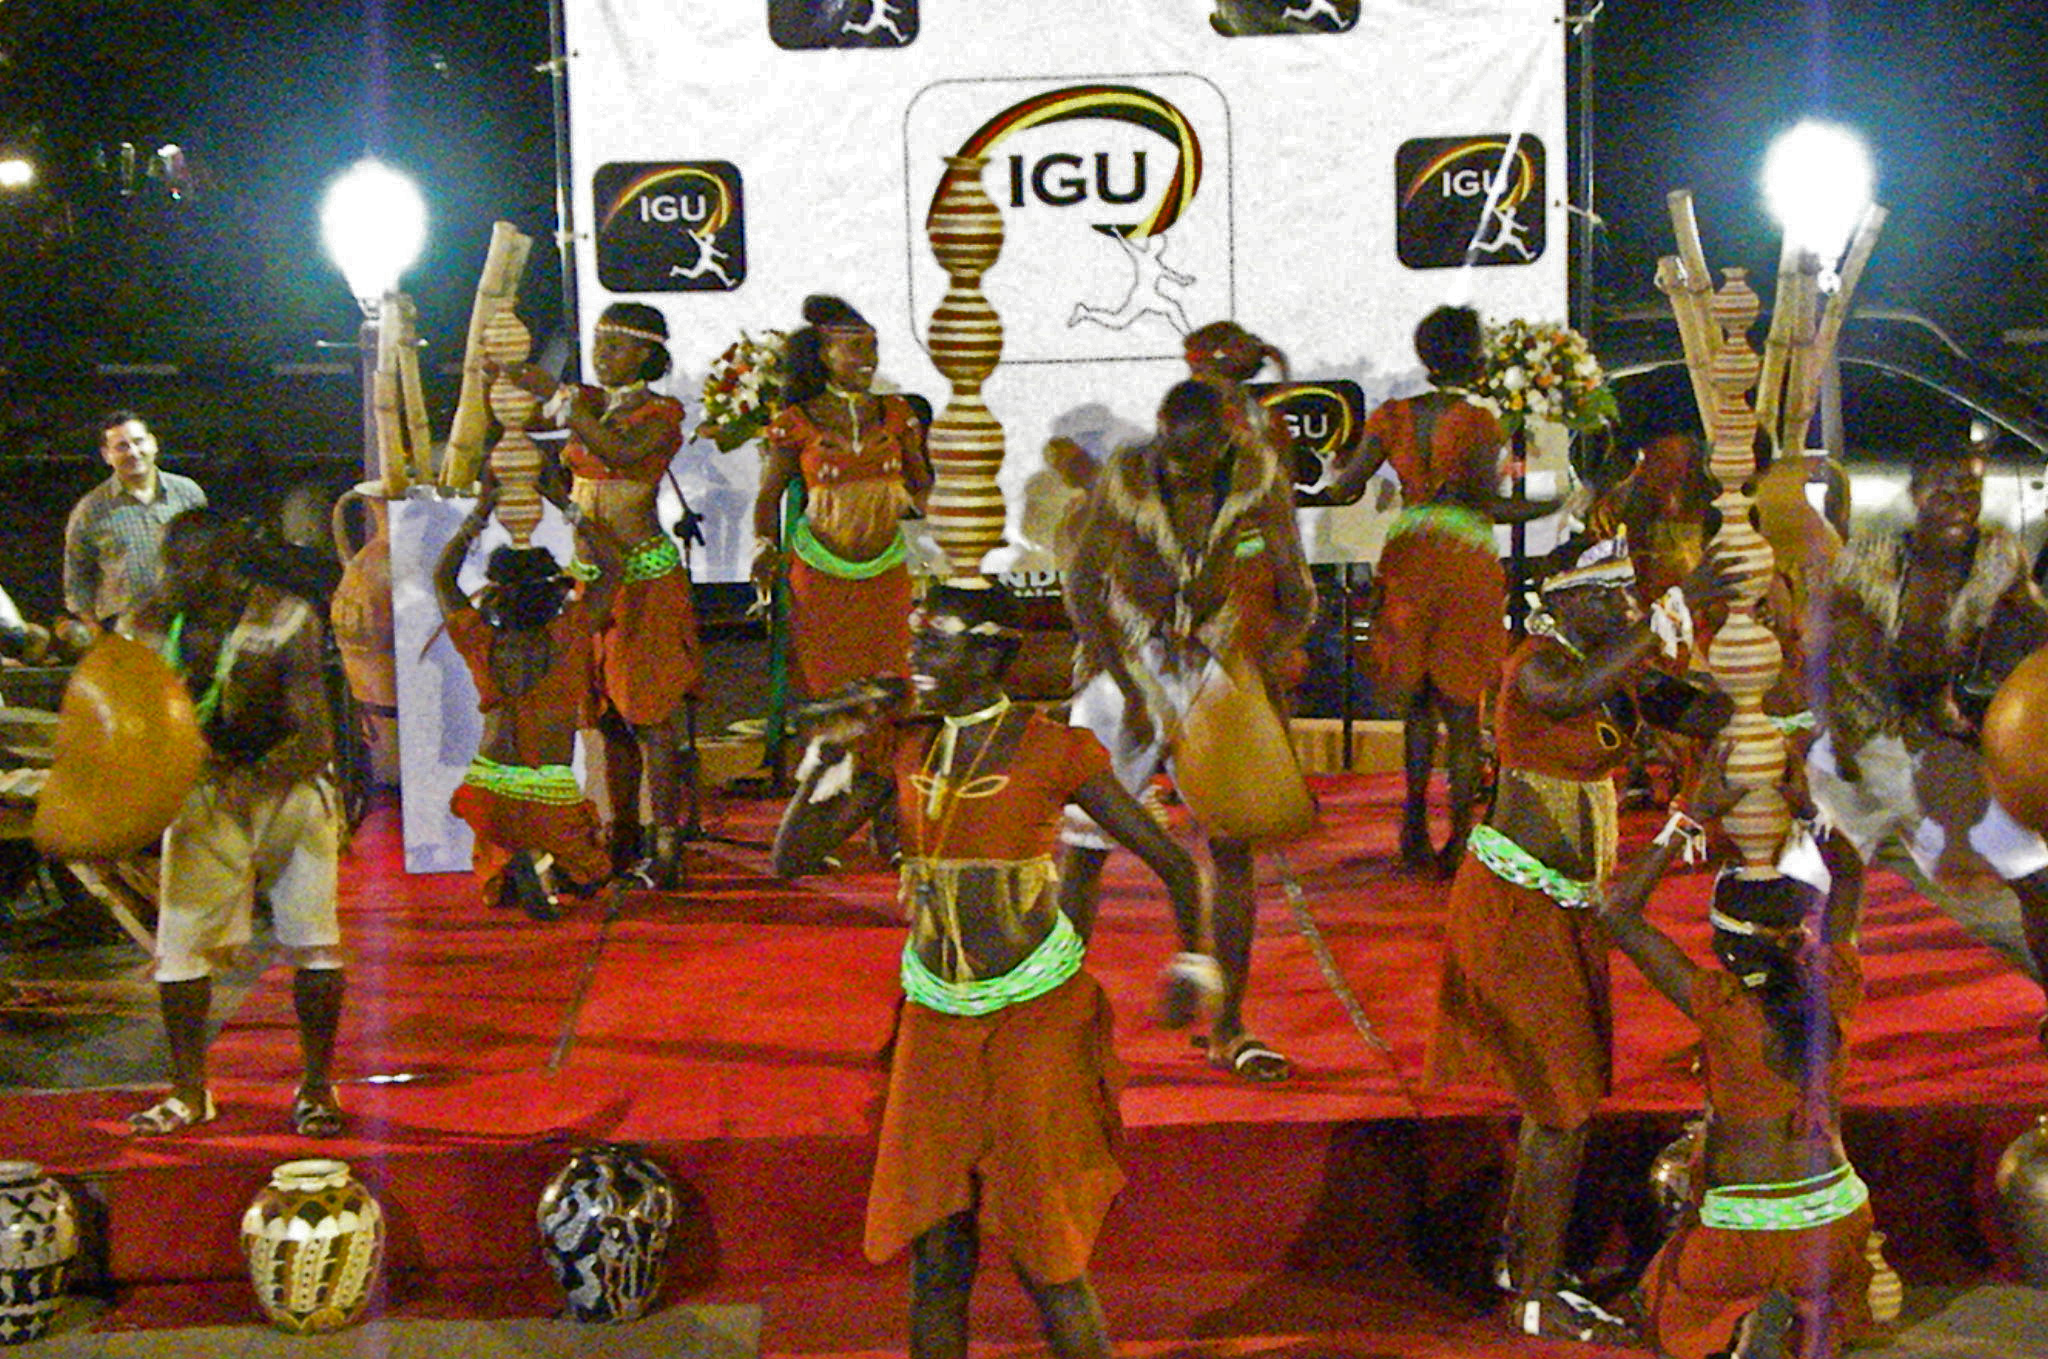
[865, 713, 1125, 1286]
[1425, 637, 1631, 1127]
[763, 396, 922, 698]
[445, 603, 611, 904]
[561, 387, 701, 723]
[1641, 941, 1876, 1359]
[1365, 395, 1508, 705]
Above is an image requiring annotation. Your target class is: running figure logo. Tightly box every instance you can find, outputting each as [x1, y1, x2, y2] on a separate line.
[1210, 0, 1359, 35]
[1068, 230, 1194, 336]
[669, 226, 738, 288]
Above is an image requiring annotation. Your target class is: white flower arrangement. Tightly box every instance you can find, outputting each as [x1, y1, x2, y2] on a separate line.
[1476, 318, 1618, 435]
[695, 329, 790, 452]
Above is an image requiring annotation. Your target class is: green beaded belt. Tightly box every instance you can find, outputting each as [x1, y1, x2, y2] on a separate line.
[1386, 503, 1497, 552]
[900, 909, 1084, 1017]
[1469, 823, 1597, 908]
[462, 756, 584, 806]
[622, 535, 683, 584]
[791, 516, 906, 580]
[1699, 1163, 1868, 1232]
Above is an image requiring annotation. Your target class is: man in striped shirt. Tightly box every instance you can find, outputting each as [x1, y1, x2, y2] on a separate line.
[63, 411, 207, 628]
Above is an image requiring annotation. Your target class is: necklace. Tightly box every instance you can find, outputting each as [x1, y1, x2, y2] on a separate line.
[922, 696, 1011, 824]
[826, 384, 868, 458]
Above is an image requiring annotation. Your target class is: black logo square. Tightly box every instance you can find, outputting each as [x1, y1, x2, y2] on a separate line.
[1209, 0, 1358, 35]
[1395, 135, 1547, 270]
[769, 0, 918, 50]
[593, 162, 745, 293]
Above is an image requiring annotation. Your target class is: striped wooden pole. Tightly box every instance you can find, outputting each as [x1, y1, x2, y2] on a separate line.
[923, 154, 1008, 576]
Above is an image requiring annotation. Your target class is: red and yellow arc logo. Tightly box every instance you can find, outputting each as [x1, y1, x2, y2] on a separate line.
[1258, 384, 1356, 455]
[600, 166, 733, 234]
[1401, 139, 1538, 210]
[945, 83, 1202, 240]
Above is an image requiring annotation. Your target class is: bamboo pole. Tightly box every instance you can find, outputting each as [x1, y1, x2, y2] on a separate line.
[392, 295, 435, 484]
[442, 221, 534, 490]
[372, 293, 409, 497]
[1753, 235, 1806, 453]
[1789, 203, 1889, 441]
[1656, 254, 1719, 430]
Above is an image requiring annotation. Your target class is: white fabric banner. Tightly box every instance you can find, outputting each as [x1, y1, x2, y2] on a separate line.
[560, 0, 1573, 577]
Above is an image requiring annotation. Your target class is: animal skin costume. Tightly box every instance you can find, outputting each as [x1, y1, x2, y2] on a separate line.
[560, 383, 702, 723]
[1059, 416, 1314, 843]
[1364, 393, 1509, 705]
[864, 712, 1125, 1286]
[1640, 939, 1877, 1359]
[1425, 635, 1633, 1128]
[1809, 523, 2048, 885]
[763, 395, 924, 698]
[444, 602, 610, 906]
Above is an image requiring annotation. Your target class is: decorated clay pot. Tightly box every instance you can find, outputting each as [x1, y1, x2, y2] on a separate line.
[1996, 1113, 2048, 1285]
[537, 1143, 677, 1322]
[330, 486, 397, 712]
[0, 1162, 77, 1344]
[239, 1159, 384, 1334]
[1647, 1118, 1704, 1237]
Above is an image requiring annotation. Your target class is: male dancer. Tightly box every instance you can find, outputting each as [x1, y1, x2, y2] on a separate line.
[1058, 379, 1315, 1082]
[125, 509, 345, 1137]
[773, 580, 1204, 1359]
[1808, 445, 2048, 1031]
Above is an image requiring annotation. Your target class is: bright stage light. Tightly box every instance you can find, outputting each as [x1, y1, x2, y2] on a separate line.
[320, 158, 428, 315]
[0, 157, 35, 190]
[1761, 120, 1874, 266]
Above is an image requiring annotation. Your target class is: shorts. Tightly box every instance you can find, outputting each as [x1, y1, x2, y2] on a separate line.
[157, 773, 341, 983]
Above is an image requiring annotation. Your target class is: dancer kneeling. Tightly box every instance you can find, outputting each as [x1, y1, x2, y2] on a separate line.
[1600, 750, 1877, 1359]
[437, 476, 622, 919]
[772, 579, 1204, 1359]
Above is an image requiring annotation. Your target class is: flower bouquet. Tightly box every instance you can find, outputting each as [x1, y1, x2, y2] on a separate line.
[1475, 317, 1618, 436]
[695, 329, 790, 452]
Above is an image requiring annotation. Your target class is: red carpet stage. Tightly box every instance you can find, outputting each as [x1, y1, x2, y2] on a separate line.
[3, 773, 2045, 1356]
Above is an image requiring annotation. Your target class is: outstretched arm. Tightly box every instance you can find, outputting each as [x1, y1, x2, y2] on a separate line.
[771, 716, 899, 878]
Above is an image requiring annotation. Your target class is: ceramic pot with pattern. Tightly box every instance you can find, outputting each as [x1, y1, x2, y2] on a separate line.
[238, 1158, 384, 1334]
[1996, 1113, 2048, 1286]
[537, 1143, 677, 1322]
[0, 1162, 77, 1344]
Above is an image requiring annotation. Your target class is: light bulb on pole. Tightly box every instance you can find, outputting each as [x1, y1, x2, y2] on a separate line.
[320, 159, 427, 481]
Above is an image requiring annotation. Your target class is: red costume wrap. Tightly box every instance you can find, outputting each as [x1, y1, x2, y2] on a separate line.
[561, 388, 703, 721]
[444, 603, 610, 904]
[767, 397, 923, 697]
[1425, 639, 1630, 1129]
[1642, 942, 1874, 1359]
[865, 715, 1125, 1283]
[1364, 395, 1508, 705]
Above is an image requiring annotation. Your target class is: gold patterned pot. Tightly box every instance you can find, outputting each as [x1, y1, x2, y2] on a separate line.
[0, 1161, 76, 1344]
[537, 1143, 677, 1322]
[238, 1159, 384, 1334]
[1996, 1113, 2048, 1286]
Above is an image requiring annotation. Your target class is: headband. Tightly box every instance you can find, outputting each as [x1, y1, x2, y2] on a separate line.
[595, 321, 667, 345]
[910, 609, 1023, 640]
[1542, 531, 1637, 594]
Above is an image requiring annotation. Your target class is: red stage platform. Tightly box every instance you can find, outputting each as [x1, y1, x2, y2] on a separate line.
[3, 773, 2044, 1356]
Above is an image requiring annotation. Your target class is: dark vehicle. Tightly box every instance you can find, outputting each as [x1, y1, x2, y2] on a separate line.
[1596, 307, 2048, 579]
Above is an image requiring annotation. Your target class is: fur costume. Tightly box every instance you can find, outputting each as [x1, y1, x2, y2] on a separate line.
[1824, 524, 2042, 750]
[1063, 429, 1313, 720]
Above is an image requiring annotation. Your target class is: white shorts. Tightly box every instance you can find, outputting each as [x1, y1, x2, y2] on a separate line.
[1807, 733, 2048, 883]
[1060, 641, 1216, 851]
[156, 772, 342, 983]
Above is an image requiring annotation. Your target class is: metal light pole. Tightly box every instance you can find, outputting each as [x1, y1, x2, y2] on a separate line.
[320, 159, 429, 482]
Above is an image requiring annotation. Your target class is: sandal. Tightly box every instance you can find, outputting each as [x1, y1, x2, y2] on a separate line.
[1730, 1289, 1795, 1359]
[292, 1088, 345, 1138]
[1503, 1287, 1637, 1346]
[1204, 1031, 1293, 1083]
[128, 1090, 217, 1137]
[1157, 952, 1224, 1029]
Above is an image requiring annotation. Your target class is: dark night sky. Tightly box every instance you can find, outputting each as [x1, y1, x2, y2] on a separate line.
[2, 1, 2044, 367]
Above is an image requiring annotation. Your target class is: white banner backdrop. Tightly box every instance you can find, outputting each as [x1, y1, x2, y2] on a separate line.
[559, 0, 1573, 578]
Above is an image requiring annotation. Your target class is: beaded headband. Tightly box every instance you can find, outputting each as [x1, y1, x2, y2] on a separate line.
[1542, 531, 1636, 594]
[595, 321, 667, 345]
